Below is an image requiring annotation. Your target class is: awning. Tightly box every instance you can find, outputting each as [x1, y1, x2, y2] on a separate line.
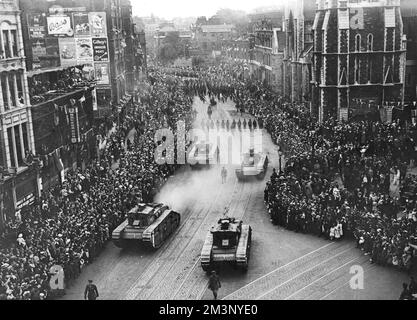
[28, 63, 87, 77]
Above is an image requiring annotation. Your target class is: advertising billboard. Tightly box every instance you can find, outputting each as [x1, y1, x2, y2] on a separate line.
[47, 15, 74, 37]
[27, 13, 47, 39]
[94, 62, 110, 85]
[76, 38, 93, 63]
[92, 38, 109, 62]
[73, 12, 91, 37]
[59, 38, 77, 66]
[89, 12, 107, 38]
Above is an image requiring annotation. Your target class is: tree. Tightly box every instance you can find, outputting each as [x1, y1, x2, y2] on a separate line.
[157, 32, 181, 64]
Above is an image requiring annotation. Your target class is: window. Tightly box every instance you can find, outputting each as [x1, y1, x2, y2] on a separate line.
[0, 22, 18, 59]
[367, 57, 372, 83]
[8, 75, 16, 107]
[354, 57, 360, 84]
[6, 124, 30, 168]
[10, 30, 17, 57]
[2, 30, 10, 58]
[367, 34, 373, 51]
[7, 127, 15, 168]
[1, 74, 8, 110]
[355, 34, 361, 52]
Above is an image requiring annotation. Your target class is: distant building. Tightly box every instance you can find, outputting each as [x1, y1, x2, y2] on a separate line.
[249, 19, 285, 94]
[195, 24, 235, 54]
[312, 0, 407, 122]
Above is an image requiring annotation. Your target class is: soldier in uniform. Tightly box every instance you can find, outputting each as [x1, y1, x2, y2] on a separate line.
[84, 280, 99, 300]
[208, 271, 221, 300]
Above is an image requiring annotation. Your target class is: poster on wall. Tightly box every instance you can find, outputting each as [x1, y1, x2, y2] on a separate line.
[47, 15, 74, 37]
[27, 13, 47, 39]
[94, 62, 110, 85]
[45, 37, 60, 57]
[76, 38, 93, 63]
[92, 38, 109, 62]
[31, 39, 47, 58]
[68, 106, 80, 144]
[89, 12, 107, 38]
[92, 88, 98, 111]
[73, 12, 91, 37]
[58, 38, 77, 66]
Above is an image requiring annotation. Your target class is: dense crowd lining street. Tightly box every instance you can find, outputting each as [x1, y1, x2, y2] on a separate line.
[1, 63, 417, 300]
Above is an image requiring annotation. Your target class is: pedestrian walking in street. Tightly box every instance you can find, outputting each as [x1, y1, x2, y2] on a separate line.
[221, 166, 228, 184]
[84, 280, 99, 300]
[208, 271, 221, 300]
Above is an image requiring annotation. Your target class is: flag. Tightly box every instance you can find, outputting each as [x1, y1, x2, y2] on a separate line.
[54, 104, 60, 126]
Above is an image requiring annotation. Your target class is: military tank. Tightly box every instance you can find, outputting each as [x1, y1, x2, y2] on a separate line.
[112, 203, 180, 249]
[201, 217, 252, 272]
[235, 148, 268, 181]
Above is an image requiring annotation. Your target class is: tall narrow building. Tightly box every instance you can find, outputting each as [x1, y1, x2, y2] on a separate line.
[0, 0, 36, 227]
[312, 0, 407, 122]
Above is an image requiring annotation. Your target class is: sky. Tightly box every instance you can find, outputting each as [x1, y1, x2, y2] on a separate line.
[132, 0, 287, 19]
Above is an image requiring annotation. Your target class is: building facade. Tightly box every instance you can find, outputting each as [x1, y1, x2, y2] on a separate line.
[402, 0, 417, 103]
[194, 24, 235, 55]
[312, 0, 407, 122]
[19, 0, 131, 119]
[249, 19, 285, 94]
[0, 0, 36, 228]
[283, 0, 316, 103]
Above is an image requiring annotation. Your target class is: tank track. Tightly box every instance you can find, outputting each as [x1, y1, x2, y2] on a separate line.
[201, 231, 213, 272]
[111, 220, 129, 248]
[236, 225, 252, 271]
[143, 210, 181, 249]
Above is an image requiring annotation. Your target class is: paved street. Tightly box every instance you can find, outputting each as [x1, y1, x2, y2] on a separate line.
[60, 98, 409, 300]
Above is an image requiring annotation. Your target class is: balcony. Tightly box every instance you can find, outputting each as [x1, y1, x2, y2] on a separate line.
[28, 66, 96, 106]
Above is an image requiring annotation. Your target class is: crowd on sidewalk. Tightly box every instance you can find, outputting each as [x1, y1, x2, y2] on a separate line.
[178, 64, 417, 277]
[0, 68, 194, 300]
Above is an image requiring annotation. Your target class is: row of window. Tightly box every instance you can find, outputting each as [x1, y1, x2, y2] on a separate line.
[355, 33, 374, 52]
[0, 28, 18, 59]
[5, 123, 30, 169]
[321, 32, 374, 52]
[1, 71, 25, 111]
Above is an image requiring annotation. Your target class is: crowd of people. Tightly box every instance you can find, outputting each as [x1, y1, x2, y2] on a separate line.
[2, 60, 417, 299]
[0, 68, 194, 300]
[176, 63, 417, 277]
[29, 67, 94, 105]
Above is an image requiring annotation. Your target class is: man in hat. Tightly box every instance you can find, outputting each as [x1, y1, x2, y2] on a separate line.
[84, 280, 99, 300]
[208, 271, 221, 300]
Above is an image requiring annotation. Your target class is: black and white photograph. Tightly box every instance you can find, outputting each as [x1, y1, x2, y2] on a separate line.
[1, 0, 417, 310]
